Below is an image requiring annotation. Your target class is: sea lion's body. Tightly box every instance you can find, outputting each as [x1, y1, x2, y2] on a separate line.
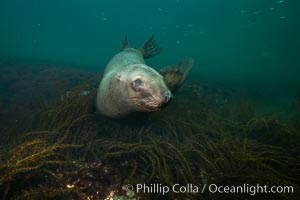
[96, 37, 193, 118]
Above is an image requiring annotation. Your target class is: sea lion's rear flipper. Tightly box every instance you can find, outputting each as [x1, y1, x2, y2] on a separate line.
[139, 36, 162, 59]
[159, 58, 194, 93]
[120, 36, 130, 51]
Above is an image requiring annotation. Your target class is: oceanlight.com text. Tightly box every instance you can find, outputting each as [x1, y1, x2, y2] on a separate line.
[124, 183, 294, 196]
[208, 183, 294, 195]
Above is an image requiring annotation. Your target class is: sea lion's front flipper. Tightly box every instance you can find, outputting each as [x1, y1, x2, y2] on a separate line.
[159, 58, 194, 93]
[120, 36, 130, 51]
[139, 36, 162, 59]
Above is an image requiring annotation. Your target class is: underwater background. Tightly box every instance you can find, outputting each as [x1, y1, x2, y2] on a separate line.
[0, 0, 299, 199]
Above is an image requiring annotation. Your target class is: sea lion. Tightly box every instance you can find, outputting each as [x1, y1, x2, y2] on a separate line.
[96, 36, 194, 118]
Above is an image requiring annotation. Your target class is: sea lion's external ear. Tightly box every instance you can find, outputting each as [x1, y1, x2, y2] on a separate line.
[159, 58, 194, 93]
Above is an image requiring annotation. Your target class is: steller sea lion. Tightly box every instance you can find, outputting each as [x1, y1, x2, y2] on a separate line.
[96, 36, 194, 118]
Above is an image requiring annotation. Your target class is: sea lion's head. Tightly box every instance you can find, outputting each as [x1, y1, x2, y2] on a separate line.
[117, 64, 172, 112]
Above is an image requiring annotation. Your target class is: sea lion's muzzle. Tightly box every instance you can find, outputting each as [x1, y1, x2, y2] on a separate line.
[163, 90, 172, 103]
[158, 90, 172, 110]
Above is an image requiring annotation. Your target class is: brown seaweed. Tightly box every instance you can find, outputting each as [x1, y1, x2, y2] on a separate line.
[0, 79, 299, 199]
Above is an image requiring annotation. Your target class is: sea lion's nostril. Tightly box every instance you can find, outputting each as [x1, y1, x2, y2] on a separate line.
[164, 90, 172, 102]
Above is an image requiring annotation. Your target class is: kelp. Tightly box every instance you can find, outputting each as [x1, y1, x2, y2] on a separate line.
[0, 131, 81, 199]
[245, 118, 300, 151]
[92, 127, 299, 199]
[0, 80, 299, 199]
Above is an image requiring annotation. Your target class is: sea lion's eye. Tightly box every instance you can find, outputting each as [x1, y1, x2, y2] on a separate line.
[133, 79, 142, 87]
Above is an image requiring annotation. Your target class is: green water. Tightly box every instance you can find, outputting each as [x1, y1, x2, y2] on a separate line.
[1, 0, 299, 90]
[0, 1, 300, 199]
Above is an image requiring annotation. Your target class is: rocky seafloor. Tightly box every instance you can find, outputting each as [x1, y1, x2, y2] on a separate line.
[0, 60, 299, 199]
